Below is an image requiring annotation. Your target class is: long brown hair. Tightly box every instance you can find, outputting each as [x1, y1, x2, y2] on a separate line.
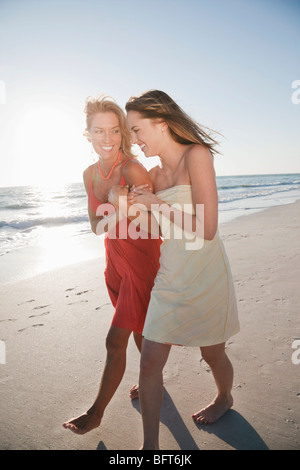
[125, 90, 220, 155]
[84, 95, 135, 158]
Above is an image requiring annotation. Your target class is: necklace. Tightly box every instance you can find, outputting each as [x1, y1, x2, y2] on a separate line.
[98, 150, 121, 180]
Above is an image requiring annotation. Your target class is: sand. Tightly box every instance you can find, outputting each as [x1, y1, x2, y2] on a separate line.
[0, 200, 299, 451]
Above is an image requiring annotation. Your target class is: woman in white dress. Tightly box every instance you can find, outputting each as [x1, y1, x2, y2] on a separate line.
[126, 90, 240, 450]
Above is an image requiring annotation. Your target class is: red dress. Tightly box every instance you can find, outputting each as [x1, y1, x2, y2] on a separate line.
[88, 159, 161, 334]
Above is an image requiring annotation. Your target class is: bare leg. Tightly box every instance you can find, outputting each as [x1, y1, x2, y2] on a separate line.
[129, 331, 143, 399]
[139, 339, 171, 450]
[63, 325, 132, 434]
[192, 342, 234, 424]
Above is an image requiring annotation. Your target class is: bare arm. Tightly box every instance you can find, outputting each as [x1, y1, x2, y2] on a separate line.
[159, 146, 218, 240]
[128, 146, 218, 241]
[83, 166, 120, 236]
[108, 160, 160, 237]
[186, 145, 218, 240]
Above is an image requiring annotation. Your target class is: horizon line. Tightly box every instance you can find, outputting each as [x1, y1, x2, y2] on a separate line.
[0, 171, 300, 189]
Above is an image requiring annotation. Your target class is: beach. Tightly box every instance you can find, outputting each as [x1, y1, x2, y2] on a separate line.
[0, 200, 299, 450]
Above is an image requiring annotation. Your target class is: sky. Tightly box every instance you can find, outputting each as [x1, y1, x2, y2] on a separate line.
[0, 0, 299, 187]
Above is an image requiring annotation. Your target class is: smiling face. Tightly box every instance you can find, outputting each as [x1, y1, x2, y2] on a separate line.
[89, 111, 122, 159]
[126, 110, 165, 158]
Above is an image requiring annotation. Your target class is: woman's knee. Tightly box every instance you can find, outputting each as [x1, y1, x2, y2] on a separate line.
[105, 327, 131, 356]
[140, 351, 157, 377]
[200, 342, 226, 367]
[140, 340, 171, 377]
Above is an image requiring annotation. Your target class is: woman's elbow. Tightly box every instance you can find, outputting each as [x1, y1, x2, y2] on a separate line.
[90, 219, 98, 234]
[204, 222, 218, 241]
[204, 232, 216, 241]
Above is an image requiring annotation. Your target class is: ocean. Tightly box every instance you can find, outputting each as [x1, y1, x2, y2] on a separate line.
[0, 173, 300, 283]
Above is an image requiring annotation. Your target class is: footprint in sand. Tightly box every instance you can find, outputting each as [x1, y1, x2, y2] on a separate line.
[18, 323, 44, 333]
[29, 311, 50, 319]
[66, 289, 94, 304]
[75, 290, 90, 295]
[33, 305, 50, 310]
[65, 287, 91, 298]
[95, 302, 111, 311]
[17, 299, 35, 306]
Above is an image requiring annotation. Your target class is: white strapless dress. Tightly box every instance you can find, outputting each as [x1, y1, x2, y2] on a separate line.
[143, 185, 240, 347]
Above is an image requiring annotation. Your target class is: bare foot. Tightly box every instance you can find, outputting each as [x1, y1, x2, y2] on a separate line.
[63, 409, 102, 435]
[129, 384, 139, 399]
[192, 394, 233, 424]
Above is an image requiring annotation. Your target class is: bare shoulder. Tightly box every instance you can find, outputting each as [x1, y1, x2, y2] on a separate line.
[185, 144, 215, 174]
[122, 158, 147, 177]
[83, 164, 94, 177]
[122, 158, 152, 186]
[122, 157, 144, 169]
[185, 144, 213, 164]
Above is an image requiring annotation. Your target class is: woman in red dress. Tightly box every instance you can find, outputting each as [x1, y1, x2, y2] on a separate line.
[63, 96, 161, 434]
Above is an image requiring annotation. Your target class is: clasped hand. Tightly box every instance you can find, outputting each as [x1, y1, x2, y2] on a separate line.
[127, 184, 160, 211]
[107, 185, 129, 208]
[108, 184, 161, 213]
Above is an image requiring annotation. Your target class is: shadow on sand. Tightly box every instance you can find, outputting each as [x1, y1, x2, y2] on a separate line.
[194, 409, 269, 450]
[96, 441, 108, 450]
[131, 389, 200, 450]
[130, 389, 269, 451]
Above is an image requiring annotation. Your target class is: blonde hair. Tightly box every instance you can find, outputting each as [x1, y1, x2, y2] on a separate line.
[125, 90, 220, 155]
[84, 95, 135, 158]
